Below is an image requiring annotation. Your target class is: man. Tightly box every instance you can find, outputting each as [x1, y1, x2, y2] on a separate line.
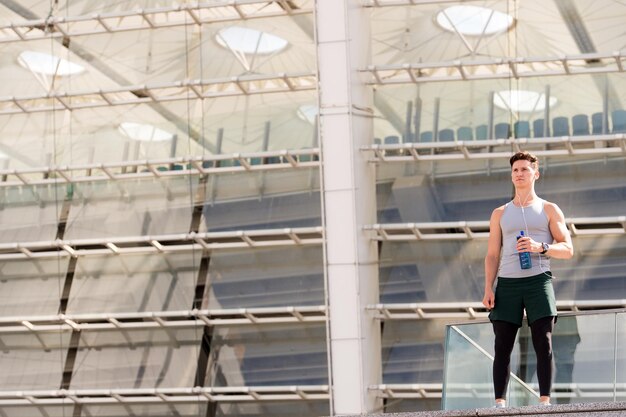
[482, 151, 574, 408]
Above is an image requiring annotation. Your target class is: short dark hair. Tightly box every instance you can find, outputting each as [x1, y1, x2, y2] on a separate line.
[510, 151, 538, 169]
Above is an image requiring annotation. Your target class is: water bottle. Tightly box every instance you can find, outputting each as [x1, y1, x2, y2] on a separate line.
[517, 230, 532, 270]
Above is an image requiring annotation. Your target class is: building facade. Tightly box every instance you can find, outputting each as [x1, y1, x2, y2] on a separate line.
[0, 0, 624, 416]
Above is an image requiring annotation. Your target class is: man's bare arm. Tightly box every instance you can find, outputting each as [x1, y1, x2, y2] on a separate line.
[483, 207, 503, 309]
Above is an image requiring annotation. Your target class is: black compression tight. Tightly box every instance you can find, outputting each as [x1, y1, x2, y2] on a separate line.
[492, 316, 555, 399]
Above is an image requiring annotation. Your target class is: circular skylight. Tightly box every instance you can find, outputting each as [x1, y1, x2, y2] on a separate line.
[216, 27, 288, 55]
[494, 90, 558, 113]
[18, 51, 85, 76]
[118, 122, 174, 142]
[436, 6, 514, 36]
[296, 104, 319, 124]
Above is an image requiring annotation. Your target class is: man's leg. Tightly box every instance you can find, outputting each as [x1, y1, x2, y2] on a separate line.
[530, 316, 556, 403]
[492, 320, 520, 402]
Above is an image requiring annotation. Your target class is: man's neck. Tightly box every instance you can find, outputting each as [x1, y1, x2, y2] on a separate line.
[514, 188, 537, 207]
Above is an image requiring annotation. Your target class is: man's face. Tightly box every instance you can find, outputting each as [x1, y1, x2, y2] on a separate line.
[511, 159, 538, 186]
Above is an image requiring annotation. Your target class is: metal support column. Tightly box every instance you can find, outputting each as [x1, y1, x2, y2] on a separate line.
[315, 0, 381, 415]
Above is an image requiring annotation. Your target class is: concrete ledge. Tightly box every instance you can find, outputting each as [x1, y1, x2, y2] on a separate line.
[345, 401, 626, 417]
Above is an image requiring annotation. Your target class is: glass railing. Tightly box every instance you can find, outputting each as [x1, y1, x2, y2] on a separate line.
[442, 309, 626, 410]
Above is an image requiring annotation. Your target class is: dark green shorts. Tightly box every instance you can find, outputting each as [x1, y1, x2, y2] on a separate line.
[488, 272, 557, 327]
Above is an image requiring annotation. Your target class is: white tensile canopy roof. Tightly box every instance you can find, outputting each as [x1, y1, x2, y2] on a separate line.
[0, 0, 624, 169]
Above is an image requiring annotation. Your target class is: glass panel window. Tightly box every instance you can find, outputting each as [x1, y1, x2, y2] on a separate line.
[205, 246, 324, 309]
[0, 184, 64, 243]
[64, 177, 197, 239]
[379, 238, 626, 303]
[617, 312, 626, 402]
[442, 312, 621, 409]
[0, 89, 319, 169]
[443, 324, 502, 409]
[215, 401, 330, 417]
[382, 320, 447, 385]
[377, 156, 626, 223]
[0, 258, 68, 317]
[0, 404, 204, 417]
[0, 331, 71, 390]
[71, 328, 201, 389]
[567, 313, 617, 388]
[201, 168, 321, 232]
[67, 252, 199, 314]
[0, 402, 330, 417]
[372, 74, 624, 145]
[379, 241, 486, 303]
[206, 324, 328, 387]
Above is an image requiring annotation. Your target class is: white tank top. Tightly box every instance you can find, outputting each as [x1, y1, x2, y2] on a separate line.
[498, 198, 553, 278]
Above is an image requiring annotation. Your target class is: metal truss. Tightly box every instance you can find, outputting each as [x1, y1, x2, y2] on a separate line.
[368, 302, 488, 320]
[0, 385, 329, 406]
[0, 1, 312, 44]
[363, 135, 626, 162]
[369, 383, 626, 400]
[363, 52, 626, 85]
[365, 221, 489, 241]
[367, 300, 626, 320]
[0, 72, 316, 115]
[364, 216, 626, 241]
[369, 384, 442, 399]
[363, 0, 483, 6]
[0, 149, 320, 188]
[0, 226, 324, 260]
[0, 306, 326, 335]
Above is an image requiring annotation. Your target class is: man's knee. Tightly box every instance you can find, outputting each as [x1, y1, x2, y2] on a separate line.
[531, 316, 555, 354]
[493, 320, 519, 355]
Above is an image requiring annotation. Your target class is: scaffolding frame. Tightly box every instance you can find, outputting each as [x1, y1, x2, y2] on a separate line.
[0, 72, 317, 115]
[369, 383, 626, 400]
[363, 52, 626, 85]
[362, 135, 626, 162]
[0, 226, 324, 260]
[0, 385, 330, 406]
[0, 149, 320, 187]
[364, 216, 626, 241]
[366, 300, 626, 320]
[0, 306, 327, 334]
[363, 0, 484, 6]
[0, 1, 312, 43]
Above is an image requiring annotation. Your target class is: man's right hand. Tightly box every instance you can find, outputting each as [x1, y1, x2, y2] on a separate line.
[482, 288, 495, 309]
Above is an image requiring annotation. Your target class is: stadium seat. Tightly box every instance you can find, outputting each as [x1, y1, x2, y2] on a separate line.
[384, 135, 400, 145]
[456, 126, 473, 141]
[475, 125, 488, 140]
[403, 132, 417, 143]
[571, 114, 590, 136]
[552, 116, 570, 136]
[533, 119, 550, 137]
[494, 123, 510, 139]
[384, 135, 401, 156]
[420, 131, 433, 142]
[513, 121, 531, 138]
[612, 109, 626, 133]
[438, 129, 454, 142]
[591, 112, 605, 135]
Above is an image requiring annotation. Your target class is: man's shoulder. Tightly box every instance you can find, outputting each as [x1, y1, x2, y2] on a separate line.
[491, 204, 507, 218]
[540, 199, 559, 209]
[541, 200, 565, 217]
